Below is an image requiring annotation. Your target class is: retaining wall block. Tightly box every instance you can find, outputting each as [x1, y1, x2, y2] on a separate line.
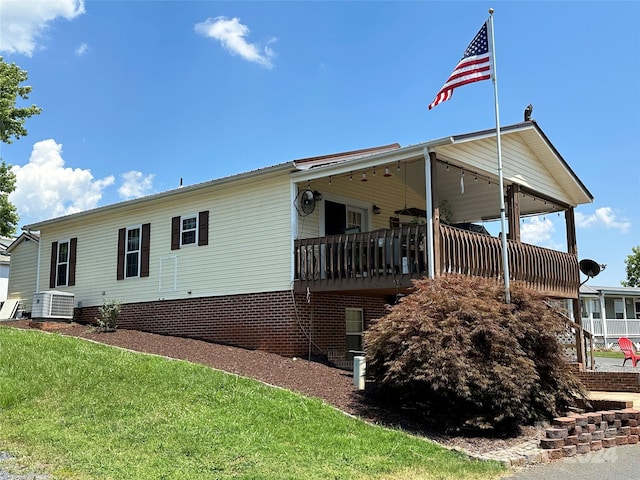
[615, 436, 629, 446]
[540, 438, 565, 449]
[545, 427, 568, 440]
[553, 417, 576, 429]
[576, 443, 591, 455]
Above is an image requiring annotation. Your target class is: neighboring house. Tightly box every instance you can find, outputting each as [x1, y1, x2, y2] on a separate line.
[12, 121, 593, 361]
[0, 236, 13, 304]
[580, 285, 640, 348]
[4, 232, 39, 318]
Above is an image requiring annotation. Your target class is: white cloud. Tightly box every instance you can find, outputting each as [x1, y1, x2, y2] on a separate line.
[0, 0, 85, 56]
[118, 170, 155, 200]
[9, 139, 114, 223]
[75, 42, 88, 56]
[575, 207, 631, 233]
[521, 216, 557, 247]
[194, 16, 275, 69]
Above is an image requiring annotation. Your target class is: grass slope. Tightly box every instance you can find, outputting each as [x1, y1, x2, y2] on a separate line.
[0, 327, 504, 480]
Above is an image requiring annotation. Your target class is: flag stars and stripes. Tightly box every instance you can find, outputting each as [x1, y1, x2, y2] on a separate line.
[428, 22, 493, 110]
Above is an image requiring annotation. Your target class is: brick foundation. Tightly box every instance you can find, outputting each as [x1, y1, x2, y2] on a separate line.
[576, 370, 640, 393]
[73, 291, 388, 358]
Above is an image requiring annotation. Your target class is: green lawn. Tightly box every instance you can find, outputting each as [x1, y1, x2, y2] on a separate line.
[593, 350, 624, 359]
[0, 327, 505, 480]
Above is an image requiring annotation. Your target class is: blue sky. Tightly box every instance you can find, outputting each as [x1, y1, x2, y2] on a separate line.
[0, 0, 638, 287]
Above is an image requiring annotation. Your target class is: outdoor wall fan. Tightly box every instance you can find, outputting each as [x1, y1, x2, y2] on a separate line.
[296, 189, 321, 216]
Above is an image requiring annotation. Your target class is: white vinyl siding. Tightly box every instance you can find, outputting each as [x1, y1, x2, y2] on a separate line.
[296, 162, 425, 238]
[7, 238, 39, 313]
[32, 172, 293, 309]
[438, 134, 574, 205]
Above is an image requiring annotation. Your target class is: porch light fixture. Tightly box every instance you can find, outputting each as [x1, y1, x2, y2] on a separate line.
[383, 166, 392, 177]
[372, 205, 381, 215]
[361, 171, 368, 182]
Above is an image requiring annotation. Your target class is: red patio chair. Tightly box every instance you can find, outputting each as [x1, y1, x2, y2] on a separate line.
[618, 337, 640, 367]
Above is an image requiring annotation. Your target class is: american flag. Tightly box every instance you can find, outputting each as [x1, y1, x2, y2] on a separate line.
[428, 22, 492, 110]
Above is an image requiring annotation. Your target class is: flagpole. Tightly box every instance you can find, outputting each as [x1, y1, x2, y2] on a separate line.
[488, 8, 511, 304]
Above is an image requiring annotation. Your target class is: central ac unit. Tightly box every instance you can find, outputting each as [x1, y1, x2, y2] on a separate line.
[32, 291, 75, 320]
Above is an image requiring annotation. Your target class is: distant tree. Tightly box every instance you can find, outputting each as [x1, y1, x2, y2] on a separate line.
[0, 56, 42, 143]
[622, 245, 640, 287]
[0, 162, 18, 236]
[0, 56, 42, 235]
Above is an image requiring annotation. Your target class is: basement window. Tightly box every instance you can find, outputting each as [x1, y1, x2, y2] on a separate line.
[346, 308, 364, 355]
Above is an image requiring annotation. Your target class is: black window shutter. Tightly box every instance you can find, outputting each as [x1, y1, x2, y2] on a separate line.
[171, 216, 180, 250]
[49, 242, 58, 288]
[68, 238, 77, 286]
[117, 228, 126, 280]
[198, 210, 209, 246]
[140, 223, 150, 278]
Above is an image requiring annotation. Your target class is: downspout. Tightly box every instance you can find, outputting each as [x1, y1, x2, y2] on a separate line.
[290, 180, 299, 284]
[423, 147, 435, 279]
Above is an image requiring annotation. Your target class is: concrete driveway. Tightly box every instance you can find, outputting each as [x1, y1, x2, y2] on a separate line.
[503, 443, 640, 480]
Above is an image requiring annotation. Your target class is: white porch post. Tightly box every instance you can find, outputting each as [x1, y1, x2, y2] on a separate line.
[599, 292, 608, 347]
[423, 147, 435, 279]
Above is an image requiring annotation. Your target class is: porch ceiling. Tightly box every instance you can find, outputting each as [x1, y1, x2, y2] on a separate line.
[292, 121, 592, 225]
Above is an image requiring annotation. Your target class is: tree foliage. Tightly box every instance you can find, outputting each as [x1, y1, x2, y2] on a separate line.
[622, 245, 640, 287]
[0, 161, 18, 236]
[0, 56, 42, 144]
[0, 56, 41, 235]
[364, 274, 586, 434]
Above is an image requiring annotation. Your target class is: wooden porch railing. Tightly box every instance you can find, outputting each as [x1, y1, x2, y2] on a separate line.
[438, 224, 580, 298]
[294, 225, 427, 290]
[294, 223, 580, 298]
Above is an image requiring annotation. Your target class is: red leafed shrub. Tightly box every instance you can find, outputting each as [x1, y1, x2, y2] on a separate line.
[364, 274, 586, 433]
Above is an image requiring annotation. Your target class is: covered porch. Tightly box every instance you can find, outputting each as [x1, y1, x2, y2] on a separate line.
[291, 121, 591, 300]
[294, 222, 579, 298]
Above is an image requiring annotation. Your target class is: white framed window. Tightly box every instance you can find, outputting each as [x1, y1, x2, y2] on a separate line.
[125, 226, 141, 278]
[614, 299, 625, 320]
[56, 240, 70, 287]
[583, 299, 600, 319]
[347, 206, 366, 232]
[346, 308, 364, 354]
[181, 214, 198, 246]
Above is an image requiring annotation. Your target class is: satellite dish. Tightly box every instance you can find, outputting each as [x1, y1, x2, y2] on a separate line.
[579, 259, 601, 278]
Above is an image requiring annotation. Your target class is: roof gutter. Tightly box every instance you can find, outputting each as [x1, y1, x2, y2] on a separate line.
[289, 136, 455, 182]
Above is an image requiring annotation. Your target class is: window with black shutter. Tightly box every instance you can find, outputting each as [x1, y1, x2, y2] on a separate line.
[171, 211, 209, 249]
[117, 224, 150, 279]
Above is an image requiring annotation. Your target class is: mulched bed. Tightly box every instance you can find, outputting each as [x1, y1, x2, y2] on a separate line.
[6, 320, 543, 455]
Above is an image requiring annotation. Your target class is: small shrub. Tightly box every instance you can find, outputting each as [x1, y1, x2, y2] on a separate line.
[364, 274, 587, 434]
[95, 299, 121, 332]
